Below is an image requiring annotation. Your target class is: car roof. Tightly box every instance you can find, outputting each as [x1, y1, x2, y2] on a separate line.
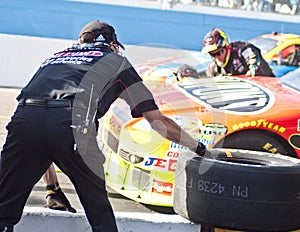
[259, 32, 300, 42]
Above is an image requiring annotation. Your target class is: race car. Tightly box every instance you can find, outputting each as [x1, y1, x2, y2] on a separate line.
[99, 47, 300, 207]
[248, 32, 300, 76]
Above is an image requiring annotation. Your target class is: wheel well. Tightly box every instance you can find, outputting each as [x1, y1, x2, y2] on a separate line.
[214, 129, 297, 158]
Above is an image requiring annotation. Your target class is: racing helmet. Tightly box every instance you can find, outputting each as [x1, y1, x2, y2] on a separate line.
[201, 28, 229, 54]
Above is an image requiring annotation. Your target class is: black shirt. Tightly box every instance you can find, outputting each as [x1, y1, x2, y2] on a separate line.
[18, 46, 158, 118]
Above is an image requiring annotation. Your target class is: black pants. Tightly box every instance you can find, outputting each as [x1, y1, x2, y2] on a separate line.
[0, 105, 118, 232]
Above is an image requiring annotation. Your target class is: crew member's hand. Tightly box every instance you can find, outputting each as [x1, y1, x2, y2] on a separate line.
[195, 142, 207, 157]
[195, 143, 233, 159]
[196, 142, 216, 159]
[246, 64, 256, 77]
[176, 64, 199, 80]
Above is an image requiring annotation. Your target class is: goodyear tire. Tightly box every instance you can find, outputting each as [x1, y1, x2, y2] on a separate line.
[173, 149, 300, 232]
[217, 129, 298, 158]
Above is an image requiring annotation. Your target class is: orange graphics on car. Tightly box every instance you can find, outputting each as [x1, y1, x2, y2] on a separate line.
[99, 47, 300, 206]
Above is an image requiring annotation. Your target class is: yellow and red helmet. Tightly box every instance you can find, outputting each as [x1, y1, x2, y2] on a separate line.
[202, 28, 229, 54]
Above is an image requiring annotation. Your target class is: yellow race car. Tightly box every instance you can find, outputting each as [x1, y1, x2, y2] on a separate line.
[248, 32, 300, 76]
[249, 32, 300, 60]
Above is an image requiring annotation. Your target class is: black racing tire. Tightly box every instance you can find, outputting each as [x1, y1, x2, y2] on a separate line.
[173, 149, 300, 232]
[216, 129, 298, 158]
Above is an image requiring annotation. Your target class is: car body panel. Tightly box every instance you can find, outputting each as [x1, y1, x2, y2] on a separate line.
[248, 32, 300, 76]
[100, 49, 300, 207]
[249, 32, 300, 59]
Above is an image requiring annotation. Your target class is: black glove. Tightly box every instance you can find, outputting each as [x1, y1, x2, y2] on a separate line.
[46, 188, 77, 213]
[196, 145, 233, 160]
[195, 143, 214, 158]
[195, 142, 207, 156]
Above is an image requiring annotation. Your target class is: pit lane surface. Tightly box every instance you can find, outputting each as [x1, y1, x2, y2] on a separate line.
[0, 87, 174, 215]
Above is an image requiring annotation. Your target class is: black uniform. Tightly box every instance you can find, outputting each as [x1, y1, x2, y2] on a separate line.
[207, 41, 275, 77]
[0, 45, 158, 232]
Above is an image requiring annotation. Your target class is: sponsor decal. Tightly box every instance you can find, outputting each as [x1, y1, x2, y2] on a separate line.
[200, 123, 228, 135]
[232, 119, 286, 133]
[169, 141, 188, 150]
[109, 115, 122, 137]
[152, 180, 173, 195]
[168, 159, 177, 172]
[262, 142, 281, 154]
[111, 102, 132, 123]
[41, 57, 94, 67]
[232, 58, 245, 73]
[289, 134, 300, 150]
[232, 58, 240, 65]
[165, 150, 180, 158]
[196, 133, 216, 145]
[41, 51, 104, 67]
[54, 51, 104, 57]
[96, 34, 106, 42]
[144, 157, 167, 168]
[177, 77, 273, 113]
[298, 119, 300, 132]
[144, 156, 177, 172]
[196, 123, 227, 145]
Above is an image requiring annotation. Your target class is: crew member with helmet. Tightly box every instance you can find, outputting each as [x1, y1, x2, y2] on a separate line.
[0, 20, 210, 232]
[202, 28, 275, 77]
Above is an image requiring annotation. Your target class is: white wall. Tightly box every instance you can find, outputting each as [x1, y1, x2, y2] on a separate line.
[0, 34, 72, 88]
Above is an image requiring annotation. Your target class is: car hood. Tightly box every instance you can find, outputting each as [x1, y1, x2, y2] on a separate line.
[142, 73, 299, 117]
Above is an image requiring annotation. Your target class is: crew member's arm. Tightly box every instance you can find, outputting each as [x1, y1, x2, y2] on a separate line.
[142, 109, 206, 156]
[108, 59, 207, 156]
[176, 64, 200, 80]
[206, 61, 220, 78]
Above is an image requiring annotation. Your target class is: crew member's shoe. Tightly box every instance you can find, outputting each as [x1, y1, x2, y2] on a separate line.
[46, 188, 77, 213]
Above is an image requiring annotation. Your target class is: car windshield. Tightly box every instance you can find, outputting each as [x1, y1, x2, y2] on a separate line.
[248, 37, 278, 54]
[281, 69, 300, 91]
